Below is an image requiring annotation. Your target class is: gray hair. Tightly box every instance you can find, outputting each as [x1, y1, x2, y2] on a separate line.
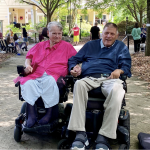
[47, 21, 63, 31]
[103, 22, 119, 34]
[95, 22, 98, 26]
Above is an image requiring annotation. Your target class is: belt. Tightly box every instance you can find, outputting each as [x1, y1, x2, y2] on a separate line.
[86, 73, 110, 78]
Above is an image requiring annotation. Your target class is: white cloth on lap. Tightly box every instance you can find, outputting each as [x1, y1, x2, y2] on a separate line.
[20, 72, 59, 108]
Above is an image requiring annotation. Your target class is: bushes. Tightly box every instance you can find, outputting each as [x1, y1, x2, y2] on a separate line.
[80, 20, 91, 37]
[117, 20, 135, 35]
[6, 24, 21, 35]
[34, 17, 47, 31]
[81, 30, 90, 37]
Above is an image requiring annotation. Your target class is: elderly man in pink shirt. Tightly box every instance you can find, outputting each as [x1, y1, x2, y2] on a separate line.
[20, 21, 77, 128]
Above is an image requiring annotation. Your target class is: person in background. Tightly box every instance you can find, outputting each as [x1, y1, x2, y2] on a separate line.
[13, 33, 18, 42]
[72, 24, 80, 46]
[0, 30, 3, 50]
[15, 36, 25, 54]
[10, 29, 13, 38]
[39, 27, 44, 42]
[90, 22, 100, 40]
[141, 23, 146, 51]
[131, 22, 141, 53]
[16, 36, 24, 43]
[22, 28, 28, 50]
[6, 34, 14, 46]
[0, 30, 3, 39]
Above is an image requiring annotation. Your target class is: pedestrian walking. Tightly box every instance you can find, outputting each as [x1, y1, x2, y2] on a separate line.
[90, 22, 100, 40]
[22, 28, 28, 51]
[131, 22, 141, 53]
[140, 23, 146, 51]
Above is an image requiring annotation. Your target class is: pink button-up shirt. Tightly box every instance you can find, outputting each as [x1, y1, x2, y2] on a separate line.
[19, 40, 77, 85]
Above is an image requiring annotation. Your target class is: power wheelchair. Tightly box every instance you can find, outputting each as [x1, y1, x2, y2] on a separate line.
[14, 65, 74, 142]
[14, 66, 130, 150]
[57, 74, 130, 150]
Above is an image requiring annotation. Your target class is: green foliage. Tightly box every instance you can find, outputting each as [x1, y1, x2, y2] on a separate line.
[117, 20, 135, 34]
[6, 21, 34, 36]
[81, 8, 88, 16]
[96, 13, 103, 19]
[80, 20, 91, 37]
[81, 30, 90, 37]
[22, 23, 34, 32]
[34, 17, 47, 31]
[61, 20, 69, 36]
[6, 24, 21, 34]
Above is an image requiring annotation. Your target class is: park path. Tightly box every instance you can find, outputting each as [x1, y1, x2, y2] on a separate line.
[0, 43, 150, 149]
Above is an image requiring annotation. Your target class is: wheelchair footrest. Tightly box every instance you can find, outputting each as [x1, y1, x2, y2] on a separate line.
[117, 125, 129, 143]
[22, 119, 59, 134]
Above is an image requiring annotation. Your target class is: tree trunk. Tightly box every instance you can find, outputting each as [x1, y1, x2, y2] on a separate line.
[145, 0, 150, 56]
[139, 11, 143, 27]
[47, 12, 51, 25]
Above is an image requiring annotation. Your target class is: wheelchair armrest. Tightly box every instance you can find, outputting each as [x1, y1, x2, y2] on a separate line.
[15, 81, 20, 87]
[64, 75, 80, 92]
[17, 65, 26, 77]
[64, 75, 74, 91]
[120, 75, 127, 81]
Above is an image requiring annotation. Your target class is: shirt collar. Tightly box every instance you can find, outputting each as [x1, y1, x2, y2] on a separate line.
[45, 40, 62, 50]
[100, 39, 116, 49]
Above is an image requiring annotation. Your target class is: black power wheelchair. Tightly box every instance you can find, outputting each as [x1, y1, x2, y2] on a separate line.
[14, 66, 74, 142]
[57, 74, 130, 150]
[14, 66, 130, 150]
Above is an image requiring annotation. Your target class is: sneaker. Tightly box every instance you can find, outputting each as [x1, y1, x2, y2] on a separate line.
[71, 133, 89, 150]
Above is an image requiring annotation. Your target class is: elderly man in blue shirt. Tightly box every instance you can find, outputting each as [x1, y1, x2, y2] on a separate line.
[67, 23, 131, 150]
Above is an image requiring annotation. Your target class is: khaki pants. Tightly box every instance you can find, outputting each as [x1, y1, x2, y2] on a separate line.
[67, 77, 125, 139]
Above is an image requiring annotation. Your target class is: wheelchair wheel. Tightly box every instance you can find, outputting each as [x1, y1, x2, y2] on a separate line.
[118, 144, 128, 150]
[20, 102, 27, 114]
[57, 139, 72, 149]
[14, 126, 22, 142]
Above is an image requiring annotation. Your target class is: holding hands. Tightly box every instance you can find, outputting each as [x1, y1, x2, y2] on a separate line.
[70, 64, 81, 77]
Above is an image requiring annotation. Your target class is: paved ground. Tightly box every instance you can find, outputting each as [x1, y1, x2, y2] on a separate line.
[0, 43, 150, 149]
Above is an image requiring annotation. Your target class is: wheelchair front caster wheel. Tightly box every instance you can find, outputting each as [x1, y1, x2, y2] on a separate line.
[14, 126, 22, 142]
[119, 144, 128, 150]
[57, 139, 72, 149]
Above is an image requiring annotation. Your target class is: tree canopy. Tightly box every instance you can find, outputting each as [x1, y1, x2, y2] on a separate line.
[85, 0, 147, 26]
[18, 0, 69, 24]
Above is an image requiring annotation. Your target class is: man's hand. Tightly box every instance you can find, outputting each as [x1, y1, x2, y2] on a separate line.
[108, 69, 124, 79]
[24, 65, 33, 74]
[70, 64, 81, 77]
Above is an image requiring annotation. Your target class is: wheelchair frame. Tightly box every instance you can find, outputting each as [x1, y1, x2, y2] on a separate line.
[57, 75, 130, 150]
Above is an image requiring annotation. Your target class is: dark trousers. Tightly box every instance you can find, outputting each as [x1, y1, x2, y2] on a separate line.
[141, 37, 146, 43]
[141, 37, 146, 50]
[134, 39, 141, 52]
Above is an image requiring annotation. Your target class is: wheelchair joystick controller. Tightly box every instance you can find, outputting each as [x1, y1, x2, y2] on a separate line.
[17, 65, 25, 77]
